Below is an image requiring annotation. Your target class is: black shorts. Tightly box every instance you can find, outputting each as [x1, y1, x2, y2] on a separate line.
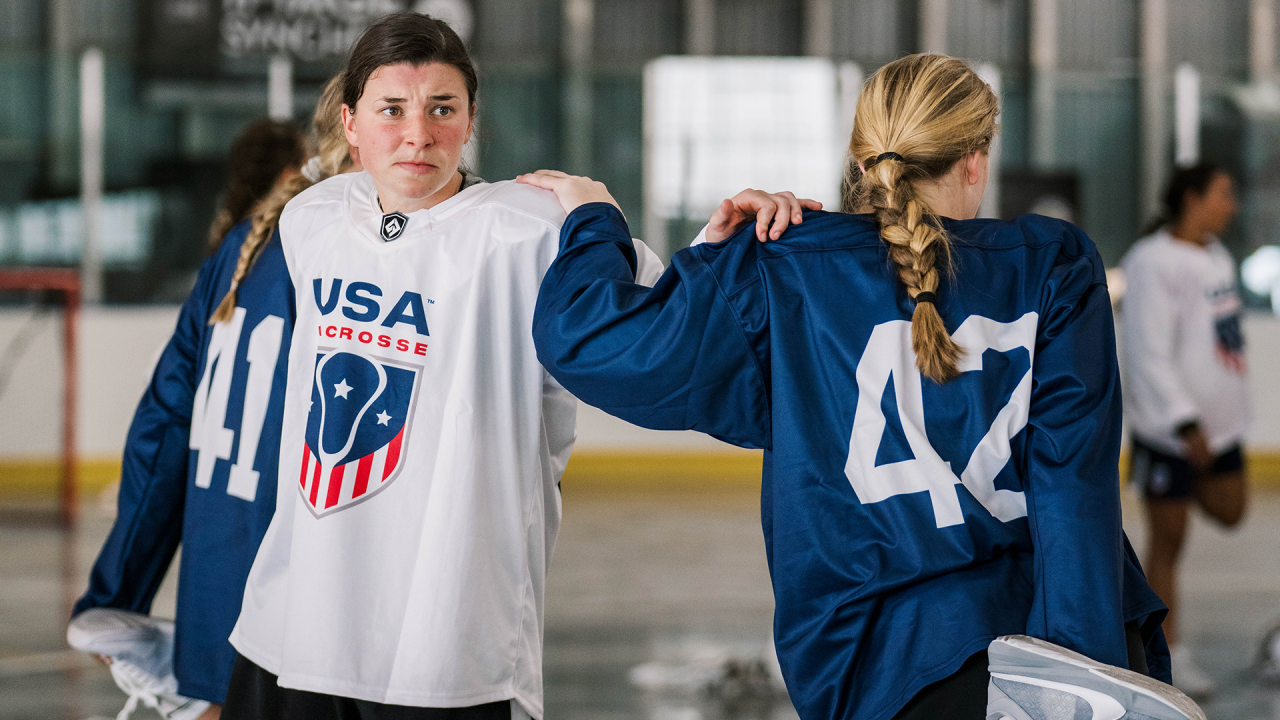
[1129, 436, 1244, 500]
[222, 655, 515, 720]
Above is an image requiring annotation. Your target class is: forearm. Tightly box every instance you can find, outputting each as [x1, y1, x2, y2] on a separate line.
[533, 204, 770, 447]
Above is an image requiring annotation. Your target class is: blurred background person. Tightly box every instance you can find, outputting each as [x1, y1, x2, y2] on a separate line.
[1121, 162, 1247, 698]
[68, 77, 356, 720]
[206, 119, 308, 249]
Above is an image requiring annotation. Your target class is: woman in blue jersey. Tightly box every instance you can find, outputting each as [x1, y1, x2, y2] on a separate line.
[69, 77, 356, 719]
[522, 54, 1193, 720]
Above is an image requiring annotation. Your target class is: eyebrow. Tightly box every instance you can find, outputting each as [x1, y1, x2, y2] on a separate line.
[377, 94, 460, 103]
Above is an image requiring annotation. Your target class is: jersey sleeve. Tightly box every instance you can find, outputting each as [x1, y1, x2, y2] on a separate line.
[631, 237, 665, 287]
[72, 254, 221, 617]
[533, 203, 770, 449]
[1021, 240, 1129, 668]
[1120, 252, 1200, 434]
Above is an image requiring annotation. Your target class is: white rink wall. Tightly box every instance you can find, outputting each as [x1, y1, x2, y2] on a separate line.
[0, 306, 1277, 459]
[0, 305, 733, 459]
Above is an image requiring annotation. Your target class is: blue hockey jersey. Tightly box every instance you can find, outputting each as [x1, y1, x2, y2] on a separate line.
[533, 204, 1169, 720]
[74, 220, 294, 702]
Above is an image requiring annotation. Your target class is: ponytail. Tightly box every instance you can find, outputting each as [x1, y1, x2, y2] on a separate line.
[861, 157, 963, 382]
[209, 173, 313, 324]
[209, 73, 355, 325]
[208, 119, 307, 248]
[849, 54, 998, 383]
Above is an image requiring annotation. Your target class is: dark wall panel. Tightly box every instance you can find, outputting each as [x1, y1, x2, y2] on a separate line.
[714, 0, 802, 56]
[594, 0, 682, 68]
[834, 0, 915, 66]
[1058, 0, 1137, 72]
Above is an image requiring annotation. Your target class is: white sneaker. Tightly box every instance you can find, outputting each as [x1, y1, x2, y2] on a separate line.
[67, 608, 211, 720]
[1168, 645, 1216, 700]
[986, 635, 1205, 720]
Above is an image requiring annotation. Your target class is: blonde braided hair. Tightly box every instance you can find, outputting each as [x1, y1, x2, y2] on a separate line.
[210, 73, 356, 325]
[848, 54, 997, 383]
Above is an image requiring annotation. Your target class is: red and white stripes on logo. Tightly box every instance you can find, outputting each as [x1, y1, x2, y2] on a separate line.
[299, 430, 405, 512]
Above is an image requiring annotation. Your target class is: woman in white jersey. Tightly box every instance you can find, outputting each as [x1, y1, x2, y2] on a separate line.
[222, 12, 813, 720]
[1121, 162, 1247, 697]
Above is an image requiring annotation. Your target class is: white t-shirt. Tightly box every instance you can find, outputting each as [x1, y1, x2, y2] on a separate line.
[1120, 228, 1248, 455]
[230, 172, 662, 717]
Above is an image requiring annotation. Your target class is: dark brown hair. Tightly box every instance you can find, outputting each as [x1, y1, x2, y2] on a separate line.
[342, 12, 477, 112]
[1163, 162, 1226, 223]
[210, 75, 357, 324]
[208, 119, 307, 248]
[1139, 162, 1230, 235]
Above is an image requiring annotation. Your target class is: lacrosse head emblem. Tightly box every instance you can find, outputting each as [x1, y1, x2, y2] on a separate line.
[298, 349, 420, 516]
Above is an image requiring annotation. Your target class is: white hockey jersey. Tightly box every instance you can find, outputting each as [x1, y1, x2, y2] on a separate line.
[230, 172, 662, 716]
[1120, 228, 1249, 455]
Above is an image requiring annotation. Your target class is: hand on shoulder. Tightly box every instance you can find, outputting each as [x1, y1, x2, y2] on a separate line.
[516, 170, 621, 216]
[706, 188, 823, 243]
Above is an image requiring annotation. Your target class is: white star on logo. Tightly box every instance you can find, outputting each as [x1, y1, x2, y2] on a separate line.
[376, 410, 392, 426]
[334, 378, 353, 399]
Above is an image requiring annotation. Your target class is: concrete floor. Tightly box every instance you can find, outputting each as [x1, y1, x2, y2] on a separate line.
[2, 484, 1279, 720]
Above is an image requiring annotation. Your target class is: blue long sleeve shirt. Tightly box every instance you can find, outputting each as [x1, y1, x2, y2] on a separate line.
[74, 220, 294, 702]
[533, 204, 1168, 720]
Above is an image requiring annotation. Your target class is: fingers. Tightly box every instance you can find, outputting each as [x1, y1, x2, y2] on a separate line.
[530, 169, 571, 178]
[784, 194, 825, 217]
[515, 173, 559, 190]
[708, 198, 736, 232]
[709, 188, 828, 244]
[516, 171, 620, 215]
[515, 169, 575, 188]
[769, 191, 801, 239]
[705, 199, 739, 244]
[754, 201, 778, 243]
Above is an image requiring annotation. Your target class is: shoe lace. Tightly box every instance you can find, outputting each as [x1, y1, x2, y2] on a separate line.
[108, 660, 171, 720]
[115, 690, 160, 720]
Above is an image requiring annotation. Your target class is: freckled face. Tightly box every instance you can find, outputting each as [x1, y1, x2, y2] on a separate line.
[342, 62, 473, 212]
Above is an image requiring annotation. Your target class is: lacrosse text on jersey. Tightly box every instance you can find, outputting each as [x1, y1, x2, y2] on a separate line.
[311, 278, 432, 358]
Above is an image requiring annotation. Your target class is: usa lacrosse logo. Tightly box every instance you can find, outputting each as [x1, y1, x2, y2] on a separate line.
[298, 349, 420, 516]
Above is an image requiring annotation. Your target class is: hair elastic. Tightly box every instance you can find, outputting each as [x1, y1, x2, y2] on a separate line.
[865, 152, 905, 170]
[913, 291, 937, 305]
[301, 156, 324, 183]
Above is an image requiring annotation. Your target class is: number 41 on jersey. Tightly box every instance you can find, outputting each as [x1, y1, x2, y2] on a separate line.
[190, 308, 285, 502]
